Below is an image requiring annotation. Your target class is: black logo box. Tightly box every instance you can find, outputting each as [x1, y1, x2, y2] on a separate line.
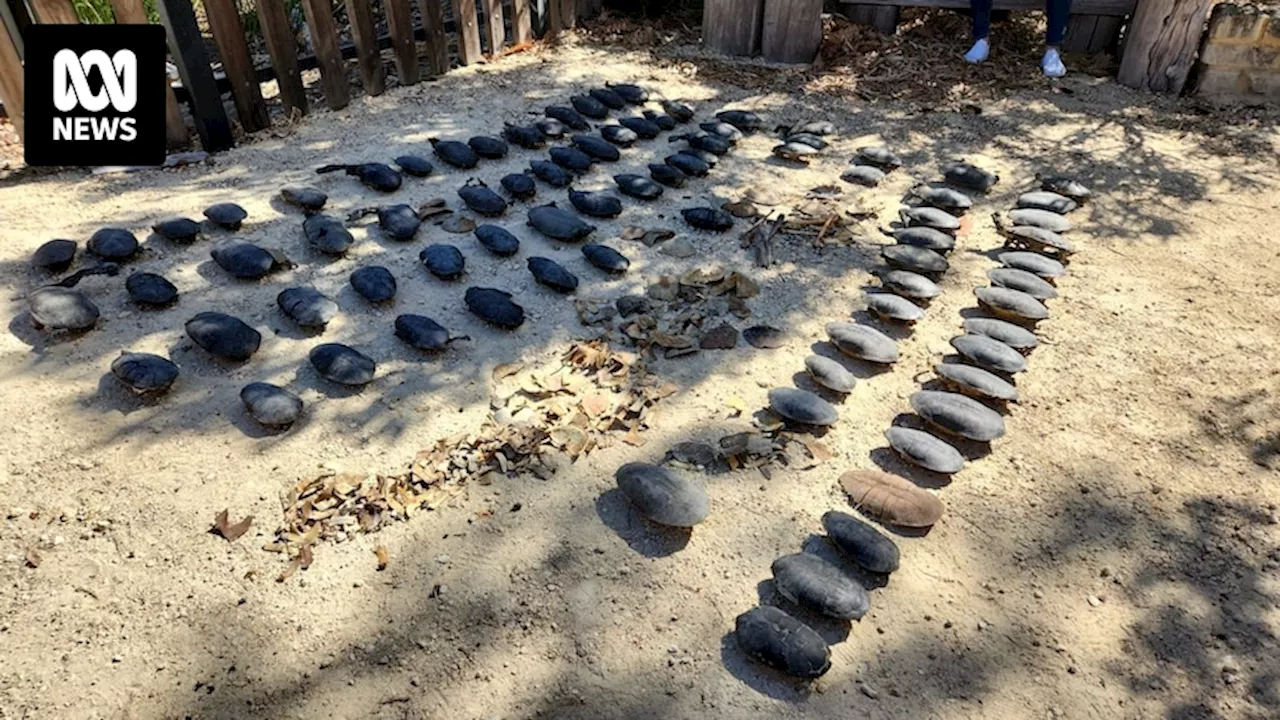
[24, 25, 167, 167]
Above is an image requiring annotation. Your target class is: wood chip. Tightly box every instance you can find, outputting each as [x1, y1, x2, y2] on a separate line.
[375, 545, 389, 571]
[24, 550, 41, 568]
[212, 510, 253, 542]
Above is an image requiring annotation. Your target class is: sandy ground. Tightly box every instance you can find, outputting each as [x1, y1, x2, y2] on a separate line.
[1, 31, 1279, 720]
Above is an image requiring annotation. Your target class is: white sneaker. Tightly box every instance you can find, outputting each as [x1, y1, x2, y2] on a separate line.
[964, 38, 990, 64]
[1042, 48, 1066, 78]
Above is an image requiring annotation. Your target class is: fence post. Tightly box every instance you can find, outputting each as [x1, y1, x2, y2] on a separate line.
[455, 0, 483, 64]
[483, 0, 505, 55]
[111, 0, 191, 149]
[760, 0, 823, 64]
[156, 0, 234, 151]
[347, 0, 386, 94]
[254, 0, 308, 115]
[28, 0, 78, 24]
[512, 0, 533, 44]
[0, 13, 22, 141]
[1117, 0, 1214, 93]
[702, 0, 763, 56]
[299, 0, 350, 109]
[203, 0, 270, 131]
[384, 0, 420, 85]
[416, 0, 450, 76]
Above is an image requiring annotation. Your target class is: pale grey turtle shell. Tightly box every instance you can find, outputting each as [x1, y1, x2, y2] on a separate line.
[997, 251, 1066, 280]
[28, 286, 99, 330]
[278, 287, 339, 328]
[1009, 208, 1072, 233]
[888, 226, 955, 253]
[1017, 191, 1078, 214]
[988, 268, 1058, 300]
[615, 462, 709, 527]
[880, 270, 939, 300]
[975, 287, 1049, 323]
[950, 334, 1028, 374]
[886, 426, 965, 474]
[865, 292, 924, 323]
[804, 355, 856, 393]
[768, 387, 839, 426]
[962, 317, 1038, 351]
[826, 322, 899, 363]
[882, 244, 949, 274]
[934, 362, 1019, 402]
[899, 206, 961, 231]
[910, 390, 1006, 442]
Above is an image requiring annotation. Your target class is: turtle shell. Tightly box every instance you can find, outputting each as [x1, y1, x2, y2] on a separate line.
[211, 243, 278, 279]
[203, 203, 248, 229]
[899, 206, 961, 231]
[309, 343, 376, 386]
[882, 244, 949, 274]
[911, 185, 972, 213]
[569, 188, 623, 218]
[840, 469, 944, 528]
[152, 218, 201, 242]
[826, 322, 899, 364]
[886, 426, 965, 474]
[473, 225, 520, 256]
[975, 287, 1049, 324]
[615, 462, 709, 527]
[527, 257, 578, 293]
[350, 266, 396, 303]
[303, 214, 354, 255]
[951, 334, 1027, 374]
[1009, 208, 1072, 233]
[582, 244, 629, 273]
[33, 239, 77, 271]
[589, 87, 627, 110]
[988, 267, 1058, 300]
[527, 202, 595, 242]
[943, 162, 999, 192]
[840, 165, 885, 187]
[701, 121, 744, 142]
[280, 186, 327, 212]
[822, 510, 900, 574]
[430, 139, 479, 169]
[910, 391, 1005, 442]
[376, 204, 422, 240]
[394, 314, 457, 351]
[278, 287, 338, 328]
[87, 228, 139, 260]
[501, 173, 537, 200]
[644, 110, 678, 131]
[648, 163, 688, 188]
[468, 135, 509, 159]
[804, 355, 856, 393]
[773, 142, 818, 161]
[534, 118, 567, 138]
[608, 82, 650, 105]
[997, 251, 1066, 280]
[613, 174, 663, 200]
[664, 153, 709, 177]
[1017, 191, 1077, 214]
[679, 147, 719, 168]
[601, 124, 639, 147]
[880, 270, 940, 299]
[768, 387, 838, 426]
[502, 123, 545, 149]
[865, 292, 924, 323]
[934, 362, 1019, 402]
[394, 155, 434, 177]
[351, 163, 402, 191]
[856, 146, 902, 169]
[550, 146, 594, 173]
[28, 287, 99, 330]
[126, 272, 178, 307]
[465, 287, 524, 328]
[886, 226, 955, 253]
[999, 224, 1076, 256]
[457, 180, 508, 217]
[186, 312, 261, 361]
[570, 94, 608, 119]
[715, 109, 762, 132]
[796, 120, 836, 136]
[734, 606, 830, 680]
[678, 132, 732, 155]
[1039, 175, 1092, 201]
[681, 207, 733, 232]
[772, 552, 870, 620]
[545, 105, 590, 131]
[240, 382, 303, 426]
[743, 325, 786, 349]
[420, 244, 466, 280]
[962, 317, 1038, 352]
[529, 161, 572, 188]
[659, 99, 693, 122]
[571, 134, 621, 162]
[618, 116, 662, 139]
[111, 352, 178, 394]
[782, 132, 825, 150]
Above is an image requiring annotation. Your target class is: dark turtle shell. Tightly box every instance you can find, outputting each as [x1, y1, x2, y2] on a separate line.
[772, 552, 870, 620]
[501, 173, 537, 200]
[550, 146, 594, 173]
[203, 202, 248, 229]
[734, 606, 830, 680]
[645, 110, 678, 130]
[111, 352, 178, 395]
[527, 202, 595, 242]
[33, 239, 77, 271]
[962, 317, 1038, 352]
[715, 109, 762, 132]
[934, 362, 1019, 402]
[886, 426, 965, 474]
[943, 162, 999, 192]
[784, 132, 827, 150]
[545, 105, 590, 131]
[865, 292, 924, 323]
[278, 287, 338, 328]
[618, 116, 662, 139]
[529, 160, 573, 188]
[28, 286, 99, 330]
[675, 132, 732, 155]
[350, 266, 396, 303]
[988, 267, 1058, 300]
[571, 134, 621, 161]
[570, 94, 609, 119]
[465, 287, 524, 328]
[743, 325, 786, 349]
[303, 214, 355, 255]
[152, 217, 201, 242]
[280, 185, 327, 212]
[840, 165, 885, 187]
[420, 244, 466, 280]
[681, 147, 719, 168]
[568, 188, 623, 218]
[186, 311, 261, 361]
[616, 462, 709, 527]
[910, 390, 1006, 442]
[1009, 208, 1072, 233]
[856, 146, 902, 169]
[1039, 175, 1092, 201]
[582, 244, 629, 273]
[911, 185, 972, 213]
[211, 243, 277, 279]
[430, 138, 479, 169]
[527, 256, 578, 293]
[882, 245, 949, 274]
[997, 251, 1067, 280]
[975, 286, 1049, 324]
[804, 355, 856, 393]
[699, 121, 744, 142]
[600, 124, 638, 147]
[393, 155, 434, 177]
[126, 272, 178, 307]
[659, 99, 694, 122]
[613, 174, 663, 200]
[886, 226, 956, 253]
[474, 224, 520, 256]
[899, 206, 961, 231]
[87, 228, 139, 260]
[880, 270, 940, 300]
[309, 343, 376, 386]
[376, 204, 422, 240]
[457, 179, 507, 217]
[648, 163, 688, 188]
[535, 118, 567, 138]
[773, 142, 819, 161]
[822, 510, 900, 574]
[315, 163, 402, 192]
[608, 82, 650, 105]
[951, 334, 1027, 374]
[681, 207, 733, 231]
[768, 387, 838, 426]
[240, 382, 303, 426]
[1017, 191, 1077, 214]
[664, 153, 709, 177]
[468, 135, 509, 159]
[589, 87, 627, 110]
[826, 322, 899, 364]
[502, 123, 546, 149]
[394, 314, 461, 351]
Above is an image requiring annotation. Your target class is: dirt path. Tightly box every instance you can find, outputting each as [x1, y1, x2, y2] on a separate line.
[1, 36, 1278, 720]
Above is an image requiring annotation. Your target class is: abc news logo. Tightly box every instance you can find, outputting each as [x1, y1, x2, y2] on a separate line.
[25, 25, 165, 166]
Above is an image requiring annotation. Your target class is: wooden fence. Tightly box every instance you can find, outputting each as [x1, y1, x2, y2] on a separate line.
[0, 0, 604, 154]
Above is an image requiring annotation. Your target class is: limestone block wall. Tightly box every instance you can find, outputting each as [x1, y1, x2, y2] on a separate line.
[1195, 3, 1280, 99]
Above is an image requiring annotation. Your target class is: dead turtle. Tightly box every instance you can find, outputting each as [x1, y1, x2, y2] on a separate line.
[1008, 208, 1073, 233]
[879, 270, 940, 300]
[582, 244, 629, 273]
[951, 334, 1028, 374]
[997, 251, 1067, 281]
[420, 244, 466, 280]
[943, 162, 999, 192]
[804, 355, 856, 393]
[87, 228, 139, 261]
[394, 314, 468, 352]
[700, 121, 744, 142]
[826, 322, 899, 364]
[315, 163, 402, 192]
[649, 163, 688, 188]
[502, 123, 545, 150]
[614, 174, 663, 200]
[899, 205, 961, 232]
[883, 226, 956, 253]
[529, 160, 573, 188]
[534, 118, 567, 138]
[855, 146, 902, 170]
[570, 94, 609, 119]
[908, 184, 972, 214]
[886, 426, 965, 475]
[743, 325, 786, 349]
[351, 204, 420, 240]
[589, 87, 627, 110]
[797, 120, 837, 136]
[865, 292, 924, 324]
[678, 147, 719, 168]
[962, 317, 1038, 353]
[734, 606, 831, 680]
[772, 552, 870, 620]
[715, 109, 763, 132]
[550, 146, 595, 174]
[27, 286, 100, 331]
[111, 352, 179, 395]
[681, 207, 733, 232]
[350, 266, 396, 303]
[673, 132, 733, 155]
[545, 105, 590, 131]
[33, 239, 77, 272]
[882, 244, 949, 274]
[821, 510, 899, 574]
[992, 213, 1076, 257]
[309, 343, 376, 386]
[768, 387, 839, 426]
[616, 462, 709, 527]
[839, 469, 943, 528]
[664, 153, 709, 177]
[910, 390, 1005, 442]
[280, 186, 328, 213]
[210, 243, 289, 279]
[772, 142, 819, 163]
[465, 287, 524, 329]
[528, 202, 596, 242]
[393, 155, 434, 177]
[780, 132, 827, 151]
[659, 99, 694, 122]
[501, 173, 537, 200]
[186, 311, 261, 361]
[643, 110, 678, 131]
[527, 257, 579, 293]
[430, 138, 479, 169]
[457, 179, 508, 217]
[975, 286, 1049, 324]
[278, 287, 338, 328]
[568, 188, 623, 218]
[468, 135, 509, 159]
[988, 267, 1058, 300]
[474, 225, 520, 256]
[302, 214, 355, 255]
[607, 82, 650, 105]
[840, 165, 885, 187]
[1017, 191, 1077, 214]
[1037, 174, 1092, 202]
[619, 116, 662, 139]
[600, 124, 639, 147]
[125, 272, 178, 307]
[152, 217, 201, 242]
[203, 202, 248, 229]
[934, 362, 1019, 403]
[571, 134, 621, 162]
[240, 382, 303, 427]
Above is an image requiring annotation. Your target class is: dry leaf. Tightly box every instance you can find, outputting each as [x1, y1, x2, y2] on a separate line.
[212, 510, 253, 542]
[804, 440, 835, 464]
[726, 396, 748, 416]
[492, 362, 524, 382]
[375, 545, 389, 571]
[299, 545, 314, 570]
[277, 556, 302, 583]
[24, 550, 41, 568]
[581, 393, 610, 418]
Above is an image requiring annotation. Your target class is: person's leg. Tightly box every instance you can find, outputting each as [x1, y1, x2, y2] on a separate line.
[965, 0, 994, 63]
[1042, 0, 1071, 77]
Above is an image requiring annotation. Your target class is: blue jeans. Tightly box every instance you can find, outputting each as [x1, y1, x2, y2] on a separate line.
[970, 0, 1072, 46]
